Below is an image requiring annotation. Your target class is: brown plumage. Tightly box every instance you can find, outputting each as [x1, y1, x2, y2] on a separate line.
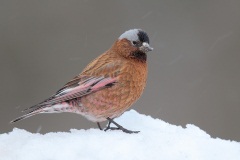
[11, 29, 153, 133]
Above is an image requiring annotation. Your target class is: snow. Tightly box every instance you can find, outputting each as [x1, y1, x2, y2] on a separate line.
[1, 110, 240, 160]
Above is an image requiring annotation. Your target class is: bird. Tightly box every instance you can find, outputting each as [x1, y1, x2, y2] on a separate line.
[11, 29, 153, 134]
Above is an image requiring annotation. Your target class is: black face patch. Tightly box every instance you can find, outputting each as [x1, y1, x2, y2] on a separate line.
[131, 50, 147, 62]
[137, 30, 150, 44]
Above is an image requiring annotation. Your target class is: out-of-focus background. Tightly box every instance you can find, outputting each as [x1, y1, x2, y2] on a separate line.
[1, 0, 240, 141]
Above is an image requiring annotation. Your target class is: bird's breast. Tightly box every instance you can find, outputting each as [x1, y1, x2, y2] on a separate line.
[80, 61, 147, 121]
[119, 61, 147, 98]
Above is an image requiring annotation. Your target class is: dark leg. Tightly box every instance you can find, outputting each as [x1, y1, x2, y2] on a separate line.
[104, 117, 139, 134]
[104, 120, 112, 131]
[97, 122, 102, 130]
[104, 120, 120, 131]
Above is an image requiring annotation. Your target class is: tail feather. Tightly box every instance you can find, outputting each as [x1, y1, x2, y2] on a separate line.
[22, 104, 40, 112]
[11, 102, 72, 123]
[22, 94, 56, 112]
[10, 110, 41, 123]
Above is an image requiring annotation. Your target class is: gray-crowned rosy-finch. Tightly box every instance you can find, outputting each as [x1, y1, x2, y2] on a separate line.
[11, 29, 153, 134]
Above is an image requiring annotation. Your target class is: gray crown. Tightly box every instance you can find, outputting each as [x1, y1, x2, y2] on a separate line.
[118, 29, 150, 44]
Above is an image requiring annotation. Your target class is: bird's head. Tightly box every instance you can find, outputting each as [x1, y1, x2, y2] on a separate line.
[113, 29, 153, 62]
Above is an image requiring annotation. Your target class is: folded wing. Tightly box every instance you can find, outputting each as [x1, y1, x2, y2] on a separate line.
[24, 75, 117, 112]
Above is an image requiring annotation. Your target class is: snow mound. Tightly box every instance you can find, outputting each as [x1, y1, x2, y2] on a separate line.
[0, 110, 240, 160]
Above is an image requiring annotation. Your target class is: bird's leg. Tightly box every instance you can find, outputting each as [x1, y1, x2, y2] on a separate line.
[104, 117, 140, 134]
[104, 120, 112, 131]
[104, 120, 120, 131]
[97, 122, 103, 130]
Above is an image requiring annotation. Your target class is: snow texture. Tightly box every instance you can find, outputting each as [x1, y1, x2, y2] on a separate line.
[1, 110, 240, 160]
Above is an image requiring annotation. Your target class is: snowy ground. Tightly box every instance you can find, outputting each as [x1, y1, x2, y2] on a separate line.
[1, 110, 240, 160]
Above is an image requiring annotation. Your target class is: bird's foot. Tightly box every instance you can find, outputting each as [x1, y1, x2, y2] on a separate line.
[104, 117, 140, 134]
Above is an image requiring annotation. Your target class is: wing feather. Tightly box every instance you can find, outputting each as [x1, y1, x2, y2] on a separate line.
[23, 76, 117, 112]
[24, 60, 121, 112]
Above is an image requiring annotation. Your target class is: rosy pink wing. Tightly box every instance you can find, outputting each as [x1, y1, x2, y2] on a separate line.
[24, 76, 117, 111]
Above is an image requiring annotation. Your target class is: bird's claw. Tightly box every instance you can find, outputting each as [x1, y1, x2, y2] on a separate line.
[104, 126, 139, 134]
[102, 117, 140, 134]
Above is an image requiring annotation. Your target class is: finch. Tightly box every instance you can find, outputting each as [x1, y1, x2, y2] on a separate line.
[11, 29, 153, 133]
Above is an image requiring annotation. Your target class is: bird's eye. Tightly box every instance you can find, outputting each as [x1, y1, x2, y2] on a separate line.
[132, 41, 137, 45]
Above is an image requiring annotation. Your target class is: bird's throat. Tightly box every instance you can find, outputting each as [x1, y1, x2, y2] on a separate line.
[131, 51, 147, 62]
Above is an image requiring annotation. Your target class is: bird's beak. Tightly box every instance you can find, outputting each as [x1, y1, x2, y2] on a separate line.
[140, 42, 153, 52]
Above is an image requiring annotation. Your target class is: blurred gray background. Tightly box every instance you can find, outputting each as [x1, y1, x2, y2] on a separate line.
[1, 0, 240, 141]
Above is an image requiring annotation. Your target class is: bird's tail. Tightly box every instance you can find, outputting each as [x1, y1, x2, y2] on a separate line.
[10, 102, 72, 123]
[10, 109, 42, 123]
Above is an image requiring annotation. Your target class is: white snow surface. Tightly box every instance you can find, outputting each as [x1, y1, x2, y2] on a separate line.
[1, 110, 240, 160]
